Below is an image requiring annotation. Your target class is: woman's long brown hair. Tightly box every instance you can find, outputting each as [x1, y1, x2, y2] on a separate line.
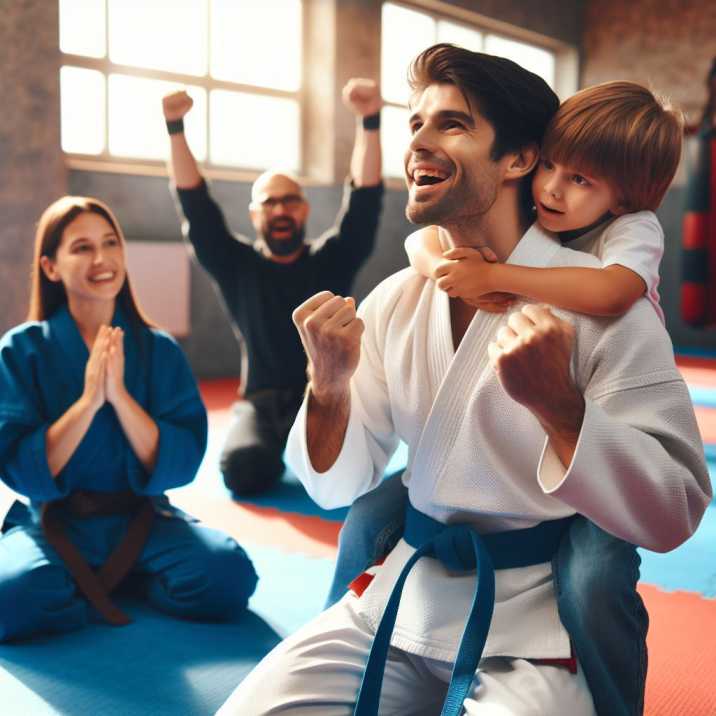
[28, 196, 154, 330]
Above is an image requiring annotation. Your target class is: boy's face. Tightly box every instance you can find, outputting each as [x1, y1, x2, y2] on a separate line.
[532, 158, 624, 233]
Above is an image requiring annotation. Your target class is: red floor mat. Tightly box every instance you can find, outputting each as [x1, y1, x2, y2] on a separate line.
[640, 584, 716, 716]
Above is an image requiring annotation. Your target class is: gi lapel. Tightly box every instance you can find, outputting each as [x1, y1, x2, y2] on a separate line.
[50, 305, 90, 400]
[409, 225, 562, 505]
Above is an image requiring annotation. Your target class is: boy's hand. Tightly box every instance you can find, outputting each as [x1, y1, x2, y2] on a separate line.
[435, 247, 513, 311]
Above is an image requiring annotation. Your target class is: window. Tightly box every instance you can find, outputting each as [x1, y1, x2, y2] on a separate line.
[58, 0, 302, 172]
[380, 2, 560, 178]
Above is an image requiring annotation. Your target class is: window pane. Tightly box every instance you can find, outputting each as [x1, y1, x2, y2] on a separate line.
[381, 3, 435, 105]
[108, 0, 208, 76]
[108, 75, 207, 161]
[437, 20, 482, 52]
[59, 0, 106, 57]
[210, 91, 299, 171]
[382, 105, 410, 179]
[60, 66, 105, 154]
[484, 35, 555, 88]
[211, 0, 301, 91]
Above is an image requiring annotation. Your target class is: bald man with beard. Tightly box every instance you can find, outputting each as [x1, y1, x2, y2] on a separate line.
[163, 81, 384, 496]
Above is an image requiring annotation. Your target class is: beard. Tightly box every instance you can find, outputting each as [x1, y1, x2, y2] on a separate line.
[262, 219, 306, 256]
[405, 161, 500, 226]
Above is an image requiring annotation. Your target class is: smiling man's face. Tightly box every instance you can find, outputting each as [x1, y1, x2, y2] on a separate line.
[404, 83, 502, 227]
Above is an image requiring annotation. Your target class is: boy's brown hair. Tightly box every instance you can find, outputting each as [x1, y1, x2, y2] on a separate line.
[542, 81, 683, 212]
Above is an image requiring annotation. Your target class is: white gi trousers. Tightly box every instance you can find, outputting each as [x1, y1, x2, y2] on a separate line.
[216, 593, 596, 716]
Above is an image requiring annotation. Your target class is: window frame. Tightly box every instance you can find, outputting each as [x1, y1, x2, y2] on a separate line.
[59, 0, 305, 181]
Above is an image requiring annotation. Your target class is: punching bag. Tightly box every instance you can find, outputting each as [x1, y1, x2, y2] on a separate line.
[682, 67, 716, 327]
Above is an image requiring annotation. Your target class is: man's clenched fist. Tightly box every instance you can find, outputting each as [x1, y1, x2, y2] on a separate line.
[292, 291, 364, 402]
[488, 304, 577, 412]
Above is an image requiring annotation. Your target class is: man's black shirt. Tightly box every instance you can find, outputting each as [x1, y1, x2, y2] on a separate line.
[176, 180, 384, 395]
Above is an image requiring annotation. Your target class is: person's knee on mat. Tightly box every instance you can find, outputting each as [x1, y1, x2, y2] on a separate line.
[147, 536, 258, 620]
[221, 445, 284, 496]
[0, 563, 88, 641]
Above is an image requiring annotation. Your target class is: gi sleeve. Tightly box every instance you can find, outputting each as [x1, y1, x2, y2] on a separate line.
[285, 278, 400, 510]
[127, 332, 208, 495]
[537, 306, 712, 552]
[0, 327, 68, 502]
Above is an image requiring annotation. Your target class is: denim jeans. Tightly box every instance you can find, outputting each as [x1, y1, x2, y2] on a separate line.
[327, 471, 648, 716]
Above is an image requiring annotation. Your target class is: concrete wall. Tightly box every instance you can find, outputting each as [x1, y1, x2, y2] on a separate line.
[0, 0, 67, 332]
[582, 0, 716, 350]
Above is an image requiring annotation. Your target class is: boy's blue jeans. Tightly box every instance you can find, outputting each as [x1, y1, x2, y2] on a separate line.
[326, 471, 649, 716]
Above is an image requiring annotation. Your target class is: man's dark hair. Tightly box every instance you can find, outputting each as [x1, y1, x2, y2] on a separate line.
[409, 43, 560, 216]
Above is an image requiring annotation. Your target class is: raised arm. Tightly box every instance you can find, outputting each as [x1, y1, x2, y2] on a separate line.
[163, 90, 203, 189]
[489, 303, 711, 552]
[291, 292, 364, 472]
[488, 304, 584, 468]
[342, 79, 383, 188]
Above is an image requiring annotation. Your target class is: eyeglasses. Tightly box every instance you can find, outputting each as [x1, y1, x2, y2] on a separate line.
[260, 194, 305, 211]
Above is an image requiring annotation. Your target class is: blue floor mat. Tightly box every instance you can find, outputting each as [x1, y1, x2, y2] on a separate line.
[0, 542, 335, 716]
[0, 605, 279, 716]
[187, 437, 410, 522]
[688, 385, 716, 408]
[638, 502, 716, 598]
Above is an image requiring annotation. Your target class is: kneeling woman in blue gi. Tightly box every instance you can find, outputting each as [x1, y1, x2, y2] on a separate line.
[0, 196, 258, 641]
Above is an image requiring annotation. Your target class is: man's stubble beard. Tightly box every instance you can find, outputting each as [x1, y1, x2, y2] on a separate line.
[405, 172, 499, 228]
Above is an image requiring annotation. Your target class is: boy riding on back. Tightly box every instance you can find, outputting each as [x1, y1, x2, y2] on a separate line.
[407, 81, 682, 323]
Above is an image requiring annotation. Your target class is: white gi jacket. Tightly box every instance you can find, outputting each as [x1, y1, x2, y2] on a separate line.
[286, 224, 711, 664]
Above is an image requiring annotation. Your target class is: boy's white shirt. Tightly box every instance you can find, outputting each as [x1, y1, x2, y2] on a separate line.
[565, 210, 665, 323]
[285, 223, 710, 664]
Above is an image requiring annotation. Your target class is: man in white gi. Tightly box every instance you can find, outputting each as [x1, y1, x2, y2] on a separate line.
[218, 44, 711, 716]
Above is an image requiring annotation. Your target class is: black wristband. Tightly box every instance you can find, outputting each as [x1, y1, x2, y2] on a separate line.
[362, 112, 381, 131]
[166, 118, 185, 135]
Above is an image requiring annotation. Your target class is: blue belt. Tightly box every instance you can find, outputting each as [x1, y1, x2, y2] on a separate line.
[354, 503, 574, 716]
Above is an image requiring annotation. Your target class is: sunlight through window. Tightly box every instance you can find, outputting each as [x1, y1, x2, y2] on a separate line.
[59, 0, 106, 58]
[211, 0, 301, 91]
[381, 3, 435, 106]
[59, 1, 302, 170]
[108, 0, 208, 76]
[108, 75, 207, 161]
[60, 66, 105, 154]
[437, 20, 482, 52]
[485, 35, 556, 88]
[381, 105, 410, 179]
[210, 91, 299, 171]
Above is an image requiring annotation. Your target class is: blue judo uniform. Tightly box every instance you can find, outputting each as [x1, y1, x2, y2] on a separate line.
[0, 305, 258, 641]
